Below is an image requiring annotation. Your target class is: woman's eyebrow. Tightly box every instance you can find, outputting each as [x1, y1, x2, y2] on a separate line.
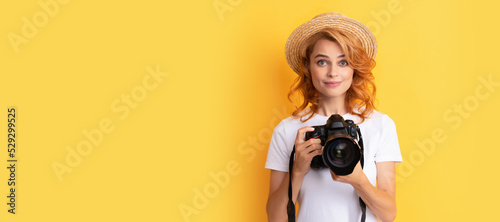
[314, 54, 345, 58]
[314, 54, 329, 58]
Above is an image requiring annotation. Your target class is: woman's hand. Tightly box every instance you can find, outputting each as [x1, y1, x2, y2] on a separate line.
[331, 162, 398, 222]
[329, 161, 366, 186]
[293, 126, 322, 177]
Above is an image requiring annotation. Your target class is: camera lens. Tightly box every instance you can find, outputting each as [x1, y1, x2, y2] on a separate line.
[324, 138, 356, 167]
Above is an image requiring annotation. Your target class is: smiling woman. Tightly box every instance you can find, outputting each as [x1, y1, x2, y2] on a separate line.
[309, 39, 355, 106]
[265, 12, 402, 222]
[290, 27, 377, 123]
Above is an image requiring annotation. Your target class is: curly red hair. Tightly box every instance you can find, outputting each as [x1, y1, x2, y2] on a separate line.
[288, 28, 377, 123]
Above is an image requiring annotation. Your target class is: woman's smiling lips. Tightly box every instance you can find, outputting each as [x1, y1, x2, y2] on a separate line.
[324, 81, 342, 87]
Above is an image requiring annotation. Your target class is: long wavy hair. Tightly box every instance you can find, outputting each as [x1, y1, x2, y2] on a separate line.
[288, 27, 377, 123]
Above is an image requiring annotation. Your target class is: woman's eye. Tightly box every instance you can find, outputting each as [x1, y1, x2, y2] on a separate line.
[339, 60, 348, 66]
[318, 60, 327, 66]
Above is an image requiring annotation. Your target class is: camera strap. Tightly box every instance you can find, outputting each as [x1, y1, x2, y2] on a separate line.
[286, 145, 296, 222]
[357, 126, 366, 222]
[286, 127, 366, 222]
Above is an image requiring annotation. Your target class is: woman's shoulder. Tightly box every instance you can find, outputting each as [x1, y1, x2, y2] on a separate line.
[273, 109, 325, 133]
[274, 115, 307, 131]
[360, 109, 397, 130]
[366, 109, 389, 119]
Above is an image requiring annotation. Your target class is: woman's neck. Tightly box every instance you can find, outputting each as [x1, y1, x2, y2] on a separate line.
[316, 96, 348, 116]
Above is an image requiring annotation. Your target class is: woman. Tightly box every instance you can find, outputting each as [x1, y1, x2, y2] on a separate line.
[265, 12, 402, 222]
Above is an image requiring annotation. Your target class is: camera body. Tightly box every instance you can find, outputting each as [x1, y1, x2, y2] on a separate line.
[305, 114, 362, 176]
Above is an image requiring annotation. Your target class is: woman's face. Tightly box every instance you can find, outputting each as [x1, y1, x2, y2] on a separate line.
[309, 38, 354, 101]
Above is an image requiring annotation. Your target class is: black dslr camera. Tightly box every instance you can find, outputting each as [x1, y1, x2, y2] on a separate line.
[306, 114, 363, 176]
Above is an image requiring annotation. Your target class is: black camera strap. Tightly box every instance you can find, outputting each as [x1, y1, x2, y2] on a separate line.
[287, 145, 296, 222]
[286, 127, 366, 222]
[357, 126, 366, 222]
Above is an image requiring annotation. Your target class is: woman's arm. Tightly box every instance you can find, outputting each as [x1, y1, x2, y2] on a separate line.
[330, 161, 397, 222]
[266, 126, 322, 222]
[266, 170, 305, 222]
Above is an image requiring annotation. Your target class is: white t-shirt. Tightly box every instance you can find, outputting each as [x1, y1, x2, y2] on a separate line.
[265, 109, 403, 222]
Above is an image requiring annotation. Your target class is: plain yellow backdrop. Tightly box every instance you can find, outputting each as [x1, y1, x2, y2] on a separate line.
[1, 0, 499, 221]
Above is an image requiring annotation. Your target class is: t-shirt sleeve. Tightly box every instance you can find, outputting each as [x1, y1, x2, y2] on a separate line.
[374, 115, 403, 164]
[265, 120, 292, 172]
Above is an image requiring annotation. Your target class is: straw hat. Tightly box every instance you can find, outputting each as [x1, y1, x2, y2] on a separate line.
[285, 12, 377, 74]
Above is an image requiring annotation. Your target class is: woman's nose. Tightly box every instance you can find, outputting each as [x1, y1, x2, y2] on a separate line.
[327, 66, 339, 77]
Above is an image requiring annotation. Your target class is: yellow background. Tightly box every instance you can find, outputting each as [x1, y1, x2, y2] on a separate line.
[1, 0, 499, 221]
